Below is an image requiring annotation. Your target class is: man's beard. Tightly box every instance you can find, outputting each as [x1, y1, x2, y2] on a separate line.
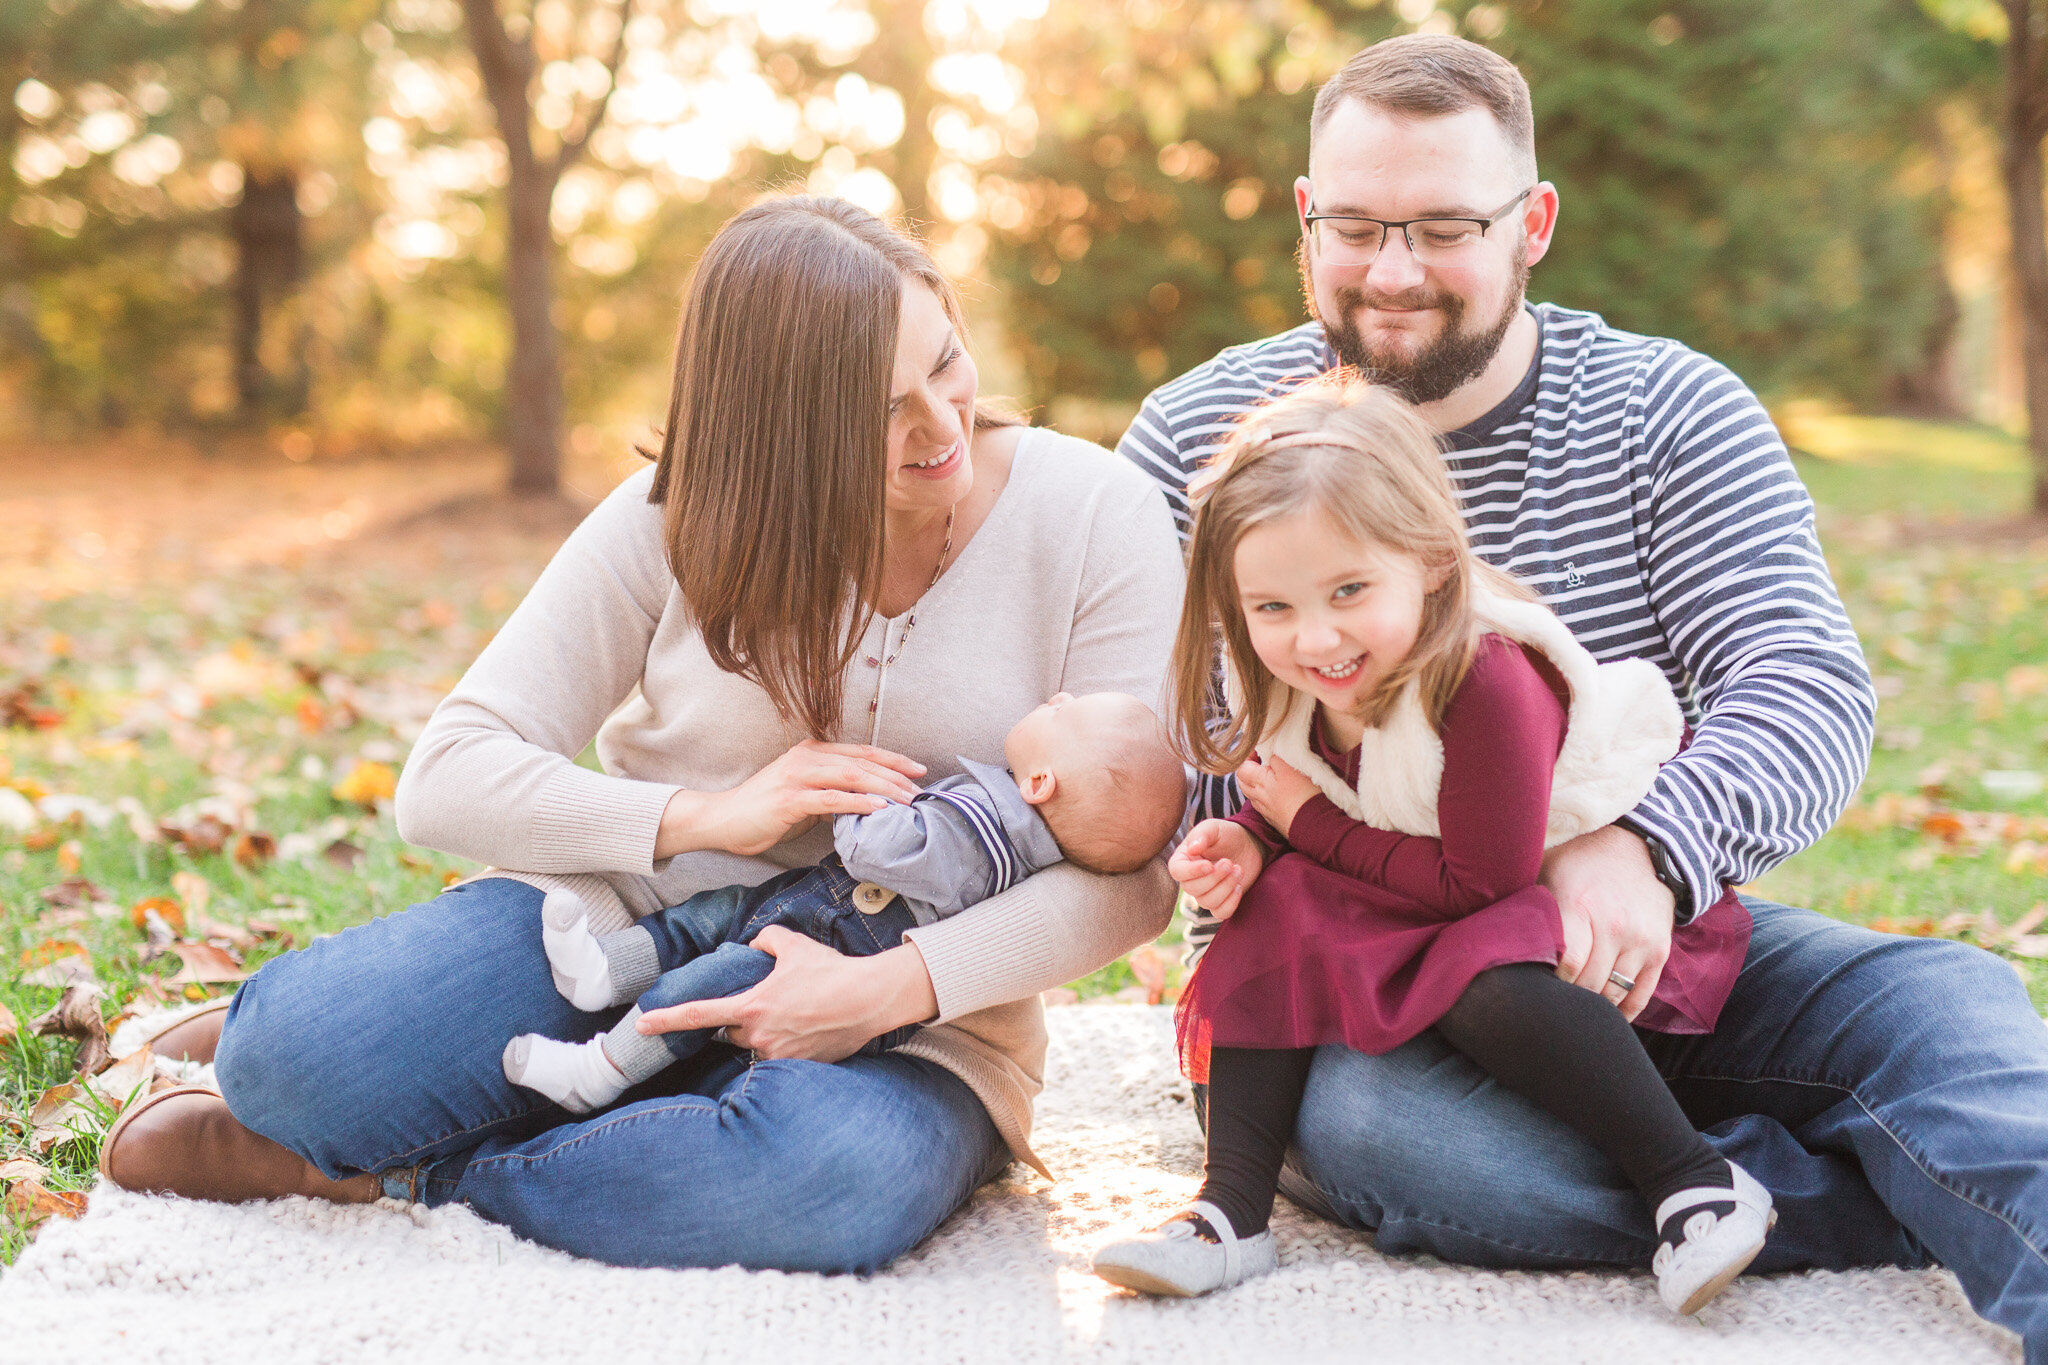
[1300, 240, 1529, 405]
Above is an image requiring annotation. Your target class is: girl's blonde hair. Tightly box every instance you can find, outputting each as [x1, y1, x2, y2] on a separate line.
[1170, 372, 1534, 775]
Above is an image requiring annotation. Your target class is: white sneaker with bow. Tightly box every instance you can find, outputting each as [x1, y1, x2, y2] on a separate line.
[1653, 1160, 1776, 1314]
[1090, 1200, 1278, 1298]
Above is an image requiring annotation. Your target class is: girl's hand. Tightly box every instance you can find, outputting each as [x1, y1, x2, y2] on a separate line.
[1169, 819, 1266, 920]
[634, 927, 938, 1061]
[657, 740, 925, 859]
[1236, 755, 1319, 839]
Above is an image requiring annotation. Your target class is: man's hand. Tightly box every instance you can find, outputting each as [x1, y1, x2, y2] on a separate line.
[1540, 823, 1676, 1021]
[1236, 755, 1318, 839]
[1168, 819, 1266, 920]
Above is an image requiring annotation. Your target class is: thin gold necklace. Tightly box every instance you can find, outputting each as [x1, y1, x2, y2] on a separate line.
[863, 503, 956, 737]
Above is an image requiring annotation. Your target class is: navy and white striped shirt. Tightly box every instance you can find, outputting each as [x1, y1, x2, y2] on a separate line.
[1119, 304, 1874, 952]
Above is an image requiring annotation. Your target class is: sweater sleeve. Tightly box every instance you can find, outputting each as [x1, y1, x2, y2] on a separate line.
[1615, 351, 1875, 923]
[1285, 642, 1566, 918]
[907, 443, 1185, 1017]
[392, 469, 684, 874]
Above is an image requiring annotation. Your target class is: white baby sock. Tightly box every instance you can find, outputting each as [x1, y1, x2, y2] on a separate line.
[541, 890, 616, 1011]
[501, 1034, 630, 1114]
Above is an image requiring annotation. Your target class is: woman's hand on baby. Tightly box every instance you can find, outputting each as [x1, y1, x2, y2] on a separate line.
[1236, 755, 1318, 839]
[634, 927, 938, 1061]
[660, 739, 926, 858]
[1169, 819, 1265, 920]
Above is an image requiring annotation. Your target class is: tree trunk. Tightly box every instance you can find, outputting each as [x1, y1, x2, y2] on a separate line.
[504, 147, 565, 493]
[860, 3, 938, 227]
[230, 166, 304, 418]
[2004, 0, 2048, 513]
[462, 0, 564, 495]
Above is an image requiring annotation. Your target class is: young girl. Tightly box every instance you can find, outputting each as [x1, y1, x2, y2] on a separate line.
[1091, 375, 1770, 1314]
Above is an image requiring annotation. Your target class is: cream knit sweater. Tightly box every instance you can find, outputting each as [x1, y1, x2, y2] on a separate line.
[394, 429, 1185, 1175]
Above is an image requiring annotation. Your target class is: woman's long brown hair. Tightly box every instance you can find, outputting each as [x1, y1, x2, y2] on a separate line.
[647, 196, 1013, 739]
[1169, 373, 1535, 775]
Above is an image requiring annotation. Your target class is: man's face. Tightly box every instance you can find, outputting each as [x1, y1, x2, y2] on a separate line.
[1295, 102, 1549, 405]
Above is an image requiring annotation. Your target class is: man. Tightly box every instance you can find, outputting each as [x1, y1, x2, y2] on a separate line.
[1121, 33, 2047, 1352]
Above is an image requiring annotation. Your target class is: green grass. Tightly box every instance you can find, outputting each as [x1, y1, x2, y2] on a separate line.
[1, 413, 2043, 1263]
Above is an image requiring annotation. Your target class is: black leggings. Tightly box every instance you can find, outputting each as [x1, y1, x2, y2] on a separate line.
[1199, 962, 1725, 1237]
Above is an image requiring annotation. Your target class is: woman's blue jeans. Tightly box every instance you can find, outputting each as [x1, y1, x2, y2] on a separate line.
[1274, 898, 2048, 1357]
[213, 878, 1008, 1272]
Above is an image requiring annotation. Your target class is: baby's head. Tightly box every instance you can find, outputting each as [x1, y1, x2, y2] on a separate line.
[1003, 692, 1186, 875]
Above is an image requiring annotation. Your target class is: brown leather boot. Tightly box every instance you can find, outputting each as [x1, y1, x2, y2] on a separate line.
[98, 1087, 382, 1204]
[144, 998, 230, 1063]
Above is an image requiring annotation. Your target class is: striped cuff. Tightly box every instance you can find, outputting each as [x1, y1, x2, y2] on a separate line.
[530, 763, 680, 875]
[1617, 801, 1721, 928]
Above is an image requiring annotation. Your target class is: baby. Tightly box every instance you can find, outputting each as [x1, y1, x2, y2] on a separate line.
[504, 690, 1188, 1112]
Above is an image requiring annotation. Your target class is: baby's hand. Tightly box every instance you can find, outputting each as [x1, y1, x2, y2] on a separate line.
[1237, 755, 1319, 839]
[1168, 819, 1266, 920]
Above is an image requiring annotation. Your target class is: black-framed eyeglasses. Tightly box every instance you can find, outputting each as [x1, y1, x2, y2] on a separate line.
[1304, 187, 1535, 266]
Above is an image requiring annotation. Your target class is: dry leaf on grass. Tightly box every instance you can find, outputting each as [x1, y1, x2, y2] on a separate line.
[170, 870, 212, 918]
[0, 1002, 17, 1048]
[18, 939, 95, 988]
[29, 981, 111, 1076]
[27, 1083, 95, 1154]
[231, 830, 276, 868]
[129, 895, 185, 934]
[0, 1155, 46, 1185]
[37, 877, 108, 908]
[158, 812, 234, 856]
[5, 1176, 86, 1224]
[89, 1047, 154, 1113]
[323, 838, 366, 870]
[332, 760, 397, 807]
[165, 941, 247, 984]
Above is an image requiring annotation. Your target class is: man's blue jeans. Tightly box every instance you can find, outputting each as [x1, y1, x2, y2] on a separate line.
[213, 878, 1008, 1271]
[632, 857, 921, 1067]
[1274, 898, 2048, 1355]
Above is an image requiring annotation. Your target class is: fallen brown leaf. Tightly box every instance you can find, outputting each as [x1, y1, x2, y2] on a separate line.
[231, 830, 276, 868]
[27, 1083, 95, 1154]
[28, 981, 111, 1076]
[165, 941, 247, 984]
[37, 877, 107, 908]
[130, 895, 185, 934]
[0, 1155, 46, 1186]
[88, 1047, 154, 1113]
[170, 870, 212, 918]
[323, 838, 365, 870]
[0, 1001, 17, 1049]
[244, 918, 294, 948]
[195, 914, 258, 950]
[4, 1176, 86, 1224]
[159, 813, 232, 856]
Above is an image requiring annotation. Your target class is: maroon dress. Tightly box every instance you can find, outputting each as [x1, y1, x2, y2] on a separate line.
[1177, 636, 1751, 1083]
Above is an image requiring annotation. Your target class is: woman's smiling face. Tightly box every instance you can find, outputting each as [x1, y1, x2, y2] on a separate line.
[1234, 509, 1438, 716]
[884, 281, 978, 514]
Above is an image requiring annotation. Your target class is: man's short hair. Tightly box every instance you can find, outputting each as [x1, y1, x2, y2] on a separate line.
[1311, 34, 1537, 183]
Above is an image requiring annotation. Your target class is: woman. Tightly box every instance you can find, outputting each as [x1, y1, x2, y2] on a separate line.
[101, 196, 1184, 1271]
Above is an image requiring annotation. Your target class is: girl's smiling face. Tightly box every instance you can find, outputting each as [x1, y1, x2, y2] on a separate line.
[1234, 510, 1440, 729]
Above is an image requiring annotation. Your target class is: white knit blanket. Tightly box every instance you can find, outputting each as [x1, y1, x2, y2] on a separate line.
[0, 1007, 2019, 1364]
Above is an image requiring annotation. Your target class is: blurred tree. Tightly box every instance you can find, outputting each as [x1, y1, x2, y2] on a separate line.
[459, 0, 632, 494]
[1994, 0, 2047, 510]
[983, 0, 1991, 414]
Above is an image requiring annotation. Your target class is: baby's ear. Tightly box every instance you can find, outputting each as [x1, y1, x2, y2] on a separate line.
[1019, 769, 1058, 806]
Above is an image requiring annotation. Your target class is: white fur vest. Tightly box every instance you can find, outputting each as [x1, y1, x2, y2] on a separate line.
[1228, 591, 1682, 849]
